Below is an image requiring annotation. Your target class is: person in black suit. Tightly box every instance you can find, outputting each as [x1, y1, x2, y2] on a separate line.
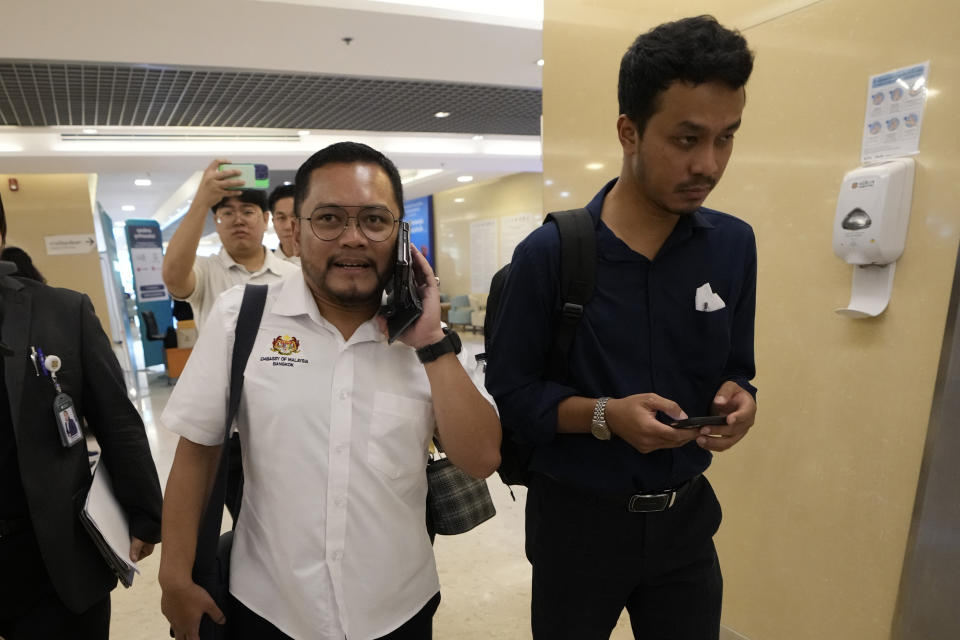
[0, 192, 163, 639]
[0, 246, 46, 284]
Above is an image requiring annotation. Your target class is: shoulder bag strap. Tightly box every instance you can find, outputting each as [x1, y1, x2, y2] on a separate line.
[193, 284, 269, 573]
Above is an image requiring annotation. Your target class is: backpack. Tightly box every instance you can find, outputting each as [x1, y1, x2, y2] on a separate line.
[480, 208, 596, 493]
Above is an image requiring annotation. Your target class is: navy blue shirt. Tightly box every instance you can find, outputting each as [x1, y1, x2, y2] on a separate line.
[486, 179, 757, 494]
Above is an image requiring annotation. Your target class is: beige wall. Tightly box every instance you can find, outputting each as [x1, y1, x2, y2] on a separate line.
[434, 172, 543, 299]
[1, 174, 114, 336]
[544, 1, 960, 638]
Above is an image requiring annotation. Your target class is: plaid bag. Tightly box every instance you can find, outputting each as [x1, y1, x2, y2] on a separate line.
[426, 443, 496, 536]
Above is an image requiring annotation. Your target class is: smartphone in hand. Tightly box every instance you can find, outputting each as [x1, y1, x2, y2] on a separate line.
[219, 163, 270, 190]
[379, 221, 423, 343]
[668, 415, 728, 429]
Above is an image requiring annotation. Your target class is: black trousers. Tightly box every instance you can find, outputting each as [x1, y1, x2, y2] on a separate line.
[0, 525, 110, 640]
[227, 591, 441, 640]
[525, 473, 723, 640]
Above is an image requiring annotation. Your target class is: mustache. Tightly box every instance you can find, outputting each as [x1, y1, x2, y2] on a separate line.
[326, 254, 374, 268]
[676, 177, 716, 191]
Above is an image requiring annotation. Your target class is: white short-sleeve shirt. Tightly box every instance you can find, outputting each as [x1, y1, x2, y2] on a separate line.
[274, 246, 302, 266]
[162, 272, 478, 640]
[176, 247, 299, 331]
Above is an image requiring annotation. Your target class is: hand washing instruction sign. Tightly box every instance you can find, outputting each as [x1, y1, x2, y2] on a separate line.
[861, 61, 929, 164]
[125, 222, 168, 302]
[44, 234, 97, 255]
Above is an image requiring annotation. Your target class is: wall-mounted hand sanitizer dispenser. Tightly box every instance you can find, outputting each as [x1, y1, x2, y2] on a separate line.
[834, 157, 915, 318]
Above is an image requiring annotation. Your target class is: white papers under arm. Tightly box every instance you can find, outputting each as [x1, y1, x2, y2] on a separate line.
[80, 462, 140, 588]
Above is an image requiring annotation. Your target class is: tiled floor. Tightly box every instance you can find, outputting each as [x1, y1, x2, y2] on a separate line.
[105, 335, 635, 639]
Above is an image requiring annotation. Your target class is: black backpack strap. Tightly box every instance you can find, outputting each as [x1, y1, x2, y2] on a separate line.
[194, 284, 269, 575]
[543, 208, 595, 380]
[482, 266, 510, 355]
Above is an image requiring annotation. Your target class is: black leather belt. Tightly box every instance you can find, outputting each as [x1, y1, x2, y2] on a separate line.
[0, 517, 29, 538]
[604, 475, 701, 513]
[543, 473, 702, 513]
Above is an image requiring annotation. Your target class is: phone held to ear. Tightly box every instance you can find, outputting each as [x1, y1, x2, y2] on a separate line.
[219, 163, 270, 190]
[379, 221, 423, 343]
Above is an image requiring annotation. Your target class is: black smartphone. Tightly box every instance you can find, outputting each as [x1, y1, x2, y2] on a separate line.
[669, 415, 728, 429]
[379, 221, 423, 343]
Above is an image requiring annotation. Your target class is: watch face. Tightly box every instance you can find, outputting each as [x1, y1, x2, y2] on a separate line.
[591, 422, 611, 440]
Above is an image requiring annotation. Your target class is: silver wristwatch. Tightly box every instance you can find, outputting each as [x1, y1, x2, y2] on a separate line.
[590, 397, 611, 440]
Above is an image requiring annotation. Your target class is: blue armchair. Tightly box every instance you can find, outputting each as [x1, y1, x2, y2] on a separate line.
[447, 294, 473, 328]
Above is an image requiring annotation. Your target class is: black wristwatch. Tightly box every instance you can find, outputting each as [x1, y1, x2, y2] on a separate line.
[416, 328, 462, 364]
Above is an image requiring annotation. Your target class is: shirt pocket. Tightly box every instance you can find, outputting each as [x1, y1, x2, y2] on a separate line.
[681, 307, 732, 377]
[368, 392, 434, 480]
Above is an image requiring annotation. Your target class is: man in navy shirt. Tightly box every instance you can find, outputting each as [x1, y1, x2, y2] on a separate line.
[486, 15, 758, 639]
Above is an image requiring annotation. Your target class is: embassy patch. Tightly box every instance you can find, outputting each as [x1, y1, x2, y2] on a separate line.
[260, 335, 310, 367]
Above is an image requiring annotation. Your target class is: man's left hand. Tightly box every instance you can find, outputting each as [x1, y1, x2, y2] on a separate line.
[129, 537, 155, 563]
[378, 244, 445, 350]
[696, 381, 757, 452]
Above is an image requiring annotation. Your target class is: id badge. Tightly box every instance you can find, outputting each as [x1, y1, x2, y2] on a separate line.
[53, 392, 83, 448]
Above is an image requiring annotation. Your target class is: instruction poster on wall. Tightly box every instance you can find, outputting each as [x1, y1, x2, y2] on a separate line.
[470, 219, 498, 294]
[861, 61, 929, 164]
[126, 222, 169, 302]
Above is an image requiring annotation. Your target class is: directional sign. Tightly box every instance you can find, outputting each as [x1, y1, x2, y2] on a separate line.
[44, 234, 98, 255]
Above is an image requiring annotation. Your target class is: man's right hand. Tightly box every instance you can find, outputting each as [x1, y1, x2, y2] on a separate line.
[194, 159, 244, 211]
[605, 393, 699, 454]
[161, 579, 226, 640]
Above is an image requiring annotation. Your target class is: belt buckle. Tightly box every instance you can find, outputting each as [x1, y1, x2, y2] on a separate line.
[627, 491, 674, 513]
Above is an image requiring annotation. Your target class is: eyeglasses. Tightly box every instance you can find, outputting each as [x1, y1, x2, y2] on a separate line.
[215, 208, 262, 223]
[301, 205, 399, 242]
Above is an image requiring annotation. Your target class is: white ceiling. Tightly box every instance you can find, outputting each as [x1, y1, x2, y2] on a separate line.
[0, 0, 542, 87]
[259, 0, 544, 30]
[96, 171, 196, 223]
[0, 0, 544, 226]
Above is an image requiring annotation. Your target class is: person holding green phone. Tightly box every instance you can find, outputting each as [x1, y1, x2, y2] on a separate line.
[162, 159, 300, 333]
[163, 160, 301, 528]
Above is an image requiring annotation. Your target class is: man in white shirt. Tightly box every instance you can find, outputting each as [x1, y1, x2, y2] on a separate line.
[269, 184, 300, 265]
[163, 162, 301, 528]
[159, 142, 502, 640]
[162, 161, 300, 332]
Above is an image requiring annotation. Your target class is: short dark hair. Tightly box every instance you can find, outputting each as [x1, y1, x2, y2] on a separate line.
[0, 191, 6, 245]
[211, 189, 268, 215]
[618, 15, 754, 135]
[293, 142, 405, 220]
[268, 184, 296, 214]
[1, 246, 46, 284]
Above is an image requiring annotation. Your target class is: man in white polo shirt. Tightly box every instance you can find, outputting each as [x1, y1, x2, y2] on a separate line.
[162, 160, 300, 332]
[163, 161, 301, 528]
[158, 142, 502, 640]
